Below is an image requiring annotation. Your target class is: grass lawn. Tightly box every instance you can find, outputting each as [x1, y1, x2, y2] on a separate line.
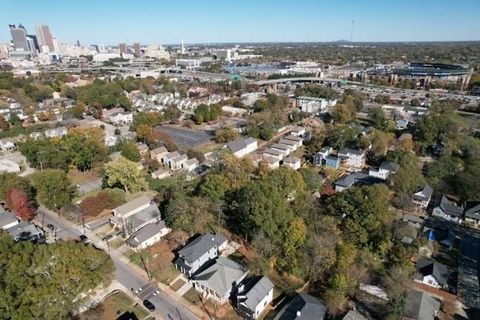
[170, 278, 186, 291]
[109, 238, 125, 249]
[68, 168, 101, 185]
[151, 264, 180, 285]
[80, 291, 149, 320]
[183, 287, 202, 306]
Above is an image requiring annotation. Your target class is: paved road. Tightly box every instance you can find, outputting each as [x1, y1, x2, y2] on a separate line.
[36, 209, 199, 320]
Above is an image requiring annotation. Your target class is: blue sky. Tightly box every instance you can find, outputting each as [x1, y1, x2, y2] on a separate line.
[1, 0, 479, 45]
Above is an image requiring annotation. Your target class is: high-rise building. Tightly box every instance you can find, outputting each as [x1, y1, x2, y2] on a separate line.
[9, 24, 29, 51]
[119, 43, 128, 55]
[133, 42, 141, 57]
[35, 24, 55, 52]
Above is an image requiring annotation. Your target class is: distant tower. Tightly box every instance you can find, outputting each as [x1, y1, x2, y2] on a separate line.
[350, 20, 355, 42]
[35, 24, 55, 52]
[9, 24, 29, 51]
[119, 43, 127, 55]
[133, 42, 141, 57]
[181, 40, 185, 54]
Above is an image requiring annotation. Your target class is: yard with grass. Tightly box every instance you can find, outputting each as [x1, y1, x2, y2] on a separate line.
[170, 278, 186, 291]
[79, 291, 149, 320]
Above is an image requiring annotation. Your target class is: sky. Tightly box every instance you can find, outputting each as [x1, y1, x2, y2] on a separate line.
[1, 0, 479, 45]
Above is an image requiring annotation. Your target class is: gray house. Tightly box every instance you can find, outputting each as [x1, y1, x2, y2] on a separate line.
[237, 275, 274, 319]
[464, 202, 480, 226]
[432, 195, 463, 223]
[273, 293, 326, 320]
[174, 233, 228, 277]
[403, 290, 440, 320]
[415, 257, 449, 289]
[192, 257, 247, 305]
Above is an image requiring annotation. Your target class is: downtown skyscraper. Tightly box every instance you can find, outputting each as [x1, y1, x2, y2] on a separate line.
[35, 24, 55, 52]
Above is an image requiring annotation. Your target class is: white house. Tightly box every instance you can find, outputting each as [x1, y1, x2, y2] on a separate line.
[151, 146, 168, 163]
[126, 221, 171, 251]
[263, 156, 280, 169]
[237, 276, 274, 319]
[262, 149, 284, 161]
[170, 154, 188, 171]
[110, 196, 161, 235]
[174, 233, 228, 277]
[109, 112, 133, 125]
[282, 135, 303, 148]
[415, 257, 449, 289]
[464, 202, 480, 226]
[278, 139, 299, 151]
[162, 151, 180, 165]
[0, 159, 21, 174]
[0, 210, 19, 230]
[290, 126, 306, 137]
[45, 127, 68, 138]
[182, 158, 199, 172]
[296, 96, 329, 113]
[338, 148, 366, 169]
[432, 195, 464, 223]
[412, 184, 433, 212]
[283, 156, 301, 170]
[368, 161, 399, 180]
[0, 139, 16, 152]
[151, 168, 171, 179]
[270, 143, 292, 157]
[226, 137, 258, 158]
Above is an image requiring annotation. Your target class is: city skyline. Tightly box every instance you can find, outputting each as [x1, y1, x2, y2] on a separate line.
[1, 0, 480, 45]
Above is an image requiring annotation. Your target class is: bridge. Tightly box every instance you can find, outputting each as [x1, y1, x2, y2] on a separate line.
[254, 77, 361, 86]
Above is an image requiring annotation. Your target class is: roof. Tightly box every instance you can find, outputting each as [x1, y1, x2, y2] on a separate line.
[152, 168, 169, 177]
[164, 151, 181, 161]
[283, 135, 302, 143]
[151, 146, 167, 155]
[335, 172, 383, 188]
[0, 211, 18, 229]
[6, 222, 43, 240]
[194, 257, 246, 297]
[113, 195, 151, 217]
[343, 310, 368, 320]
[238, 276, 274, 311]
[412, 184, 433, 202]
[416, 257, 449, 286]
[185, 158, 199, 166]
[403, 290, 440, 320]
[439, 195, 463, 217]
[284, 156, 301, 164]
[379, 161, 399, 172]
[338, 147, 365, 157]
[465, 201, 480, 220]
[125, 203, 161, 232]
[178, 233, 227, 264]
[273, 293, 326, 320]
[126, 221, 167, 247]
[226, 137, 256, 153]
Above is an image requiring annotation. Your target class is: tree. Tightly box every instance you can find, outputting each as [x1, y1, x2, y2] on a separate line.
[80, 188, 126, 217]
[332, 104, 356, 123]
[121, 142, 141, 162]
[165, 196, 216, 235]
[5, 188, 36, 221]
[31, 169, 74, 211]
[0, 234, 113, 319]
[278, 217, 307, 273]
[136, 124, 154, 143]
[198, 173, 231, 203]
[215, 126, 239, 143]
[104, 157, 148, 193]
[369, 108, 387, 129]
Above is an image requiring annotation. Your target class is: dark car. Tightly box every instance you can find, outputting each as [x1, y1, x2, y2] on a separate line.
[102, 234, 113, 242]
[79, 235, 89, 243]
[46, 224, 55, 231]
[143, 299, 155, 311]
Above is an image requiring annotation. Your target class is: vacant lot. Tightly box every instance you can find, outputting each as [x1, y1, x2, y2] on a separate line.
[154, 125, 212, 149]
[79, 291, 148, 320]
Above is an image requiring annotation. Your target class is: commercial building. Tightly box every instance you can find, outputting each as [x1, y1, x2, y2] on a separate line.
[175, 59, 201, 69]
[9, 24, 29, 51]
[133, 42, 141, 57]
[119, 43, 128, 55]
[35, 24, 55, 52]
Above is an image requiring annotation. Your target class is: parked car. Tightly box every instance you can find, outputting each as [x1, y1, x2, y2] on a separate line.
[102, 235, 113, 242]
[143, 300, 155, 311]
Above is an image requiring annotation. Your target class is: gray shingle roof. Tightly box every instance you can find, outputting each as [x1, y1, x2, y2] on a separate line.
[439, 195, 463, 217]
[226, 137, 256, 153]
[274, 293, 326, 320]
[335, 172, 383, 188]
[126, 221, 166, 247]
[403, 290, 440, 320]
[343, 310, 368, 320]
[379, 161, 399, 172]
[125, 203, 161, 232]
[412, 184, 433, 202]
[238, 276, 274, 311]
[178, 233, 227, 264]
[114, 196, 151, 217]
[0, 211, 18, 229]
[416, 257, 449, 287]
[194, 257, 246, 297]
[465, 201, 480, 220]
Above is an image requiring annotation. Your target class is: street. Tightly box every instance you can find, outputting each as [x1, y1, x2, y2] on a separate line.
[35, 209, 199, 320]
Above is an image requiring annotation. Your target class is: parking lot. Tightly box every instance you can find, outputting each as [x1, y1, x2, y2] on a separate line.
[154, 125, 213, 149]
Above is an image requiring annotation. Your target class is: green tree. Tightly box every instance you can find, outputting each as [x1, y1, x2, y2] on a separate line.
[369, 108, 387, 129]
[165, 196, 216, 235]
[120, 142, 141, 162]
[31, 169, 74, 211]
[104, 157, 148, 193]
[215, 126, 239, 143]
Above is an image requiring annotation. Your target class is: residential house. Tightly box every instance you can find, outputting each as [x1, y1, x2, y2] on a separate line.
[415, 257, 449, 289]
[282, 135, 303, 147]
[6, 222, 44, 242]
[279, 139, 299, 152]
[412, 184, 433, 211]
[109, 112, 133, 125]
[174, 233, 228, 277]
[296, 96, 335, 113]
[182, 158, 199, 172]
[101, 107, 125, 121]
[0, 210, 19, 230]
[192, 257, 248, 305]
[45, 127, 68, 138]
[151, 168, 171, 179]
[432, 195, 464, 223]
[170, 154, 188, 171]
[402, 290, 440, 320]
[271, 144, 292, 157]
[368, 161, 399, 180]
[237, 276, 274, 319]
[226, 137, 258, 158]
[162, 151, 181, 165]
[126, 221, 171, 251]
[136, 142, 149, 156]
[263, 148, 284, 161]
[464, 202, 480, 226]
[343, 310, 367, 320]
[290, 126, 306, 137]
[338, 148, 366, 169]
[110, 196, 160, 235]
[335, 172, 383, 192]
[273, 293, 326, 320]
[150, 146, 168, 163]
[0, 159, 21, 174]
[263, 156, 280, 169]
[0, 139, 16, 152]
[283, 156, 301, 170]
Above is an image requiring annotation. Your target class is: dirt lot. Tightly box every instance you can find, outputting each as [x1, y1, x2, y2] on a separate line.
[154, 125, 213, 149]
[78, 291, 148, 320]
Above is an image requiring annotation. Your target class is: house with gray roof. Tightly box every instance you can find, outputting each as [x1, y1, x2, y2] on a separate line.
[174, 233, 228, 277]
[110, 196, 160, 235]
[273, 293, 326, 320]
[415, 257, 449, 289]
[368, 161, 399, 180]
[225, 137, 258, 158]
[334, 172, 384, 192]
[237, 275, 274, 319]
[0, 210, 19, 230]
[192, 257, 248, 305]
[403, 290, 440, 320]
[464, 201, 480, 226]
[126, 220, 170, 251]
[338, 148, 366, 169]
[432, 195, 464, 223]
[6, 221, 44, 242]
[412, 184, 433, 212]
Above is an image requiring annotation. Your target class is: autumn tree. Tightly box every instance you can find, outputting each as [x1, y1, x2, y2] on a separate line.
[31, 169, 74, 211]
[5, 188, 37, 221]
[215, 126, 239, 143]
[104, 157, 148, 193]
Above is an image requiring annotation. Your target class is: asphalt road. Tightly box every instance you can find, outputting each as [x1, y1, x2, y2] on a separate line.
[36, 209, 199, 320]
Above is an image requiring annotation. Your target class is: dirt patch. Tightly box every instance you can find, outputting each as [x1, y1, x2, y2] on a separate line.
[170, 278, 187, 291]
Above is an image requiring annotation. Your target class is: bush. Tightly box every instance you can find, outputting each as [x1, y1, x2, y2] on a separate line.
[80, 188, 126, 217]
